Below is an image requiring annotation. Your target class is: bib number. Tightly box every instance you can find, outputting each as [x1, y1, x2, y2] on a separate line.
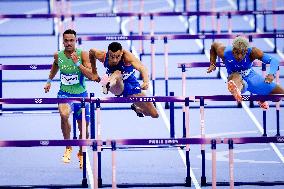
[61, 73, 79, 85]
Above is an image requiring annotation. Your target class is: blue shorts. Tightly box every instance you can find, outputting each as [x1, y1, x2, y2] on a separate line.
[57, 90, 90, 122]
[242, 70, 277, 95]
[123, 80, 141, 97]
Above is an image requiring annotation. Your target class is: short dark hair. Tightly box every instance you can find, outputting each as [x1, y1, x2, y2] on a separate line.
[63, 29, 76, 37]
[108, 42, 122, 52]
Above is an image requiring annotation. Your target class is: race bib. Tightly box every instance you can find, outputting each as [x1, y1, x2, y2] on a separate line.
[122, 70, 135, 80]
[61, 73, 79, 85]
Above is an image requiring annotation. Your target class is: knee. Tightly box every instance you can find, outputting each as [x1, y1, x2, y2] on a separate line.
[228, 72, 242, 82]
[151, 112, 159, 118]
[60, 113, 69, 122]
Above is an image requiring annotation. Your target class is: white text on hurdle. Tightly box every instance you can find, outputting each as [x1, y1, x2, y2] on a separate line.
[148, 139, 179, 145]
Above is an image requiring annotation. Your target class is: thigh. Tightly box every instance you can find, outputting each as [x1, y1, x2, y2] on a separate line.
[131, 92, 156, 114]
[227, 72, 242, 81]
[109, 79, 124, 96]
[58, 103, 71, 118]
[246, 73, 276, 95]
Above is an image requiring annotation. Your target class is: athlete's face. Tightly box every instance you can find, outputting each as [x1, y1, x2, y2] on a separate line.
[108, 50, 123, 65]
[232, 47, 247, 62]
[63, 34, 76, 52]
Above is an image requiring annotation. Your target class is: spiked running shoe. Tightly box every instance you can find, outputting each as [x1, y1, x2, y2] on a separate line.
[100, 74, 110, 94]
[77, 152, 83, 169]
[227, 80, 242, 103]
[62, 147, 72, 163]
[102, 82, 110, 94]
[131, 104, 145, 117]
[257, 101, 269, 110]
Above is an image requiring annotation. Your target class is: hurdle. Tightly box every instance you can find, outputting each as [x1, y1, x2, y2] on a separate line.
[104, 136, 284, 188]
[79, 32, 284, 106]
[0, 97, 91, 188]
[195, 94, 284, 186]
[91, 95, 193, 187]
[1, 135, 283, 188]
[1, 96, 284, 188]
[178, 61, 284, 135]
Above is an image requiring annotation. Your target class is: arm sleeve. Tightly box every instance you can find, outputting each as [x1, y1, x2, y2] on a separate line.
[261, 53, 279, 75]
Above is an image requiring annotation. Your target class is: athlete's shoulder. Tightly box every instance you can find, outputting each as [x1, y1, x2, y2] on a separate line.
[122, 49, 136, 63]
[53, 52, 59, 59]
[249, 47, 263, 60]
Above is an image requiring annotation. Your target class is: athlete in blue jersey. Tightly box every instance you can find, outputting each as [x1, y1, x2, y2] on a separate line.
[89, 42, 159, 118]
[207, 36, 284, 109]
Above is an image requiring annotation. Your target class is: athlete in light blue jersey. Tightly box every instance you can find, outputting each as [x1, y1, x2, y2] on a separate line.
[207, 36, 284, 109]
[89, 42, 159, 118]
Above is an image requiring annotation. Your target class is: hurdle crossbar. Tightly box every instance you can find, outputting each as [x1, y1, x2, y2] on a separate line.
[1, 10, 283, 19]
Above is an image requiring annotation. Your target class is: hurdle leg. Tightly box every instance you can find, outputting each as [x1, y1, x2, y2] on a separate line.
[93, 141, 98, 189]
[185, 98, 191, 186]
[276, 70, 280, 136]
[276, 103, 280, 136]
[170, 92, 175, 138]
[211, 139, 217, 189]
[73, 112, 77, 139]
[182, 64, 186, 137]
[0, 64, 2, 116]
[96, 100, 103, 187]
[111, 141, 117, 189]
[81, 100, 88, 187]
[200, 97, 206, 186]
[228, 139, 234, 189]
[151, 37, 156, 98]
[164, 37, 169, 109]
[90, 93, 96, 139]
[263, 110, 267, 137]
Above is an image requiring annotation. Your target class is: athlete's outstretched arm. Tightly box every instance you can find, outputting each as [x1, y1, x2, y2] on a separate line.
[44, 53, 59, 93]
[250, 47, 279, 83]
[89, 48, 107, 79]
[207, 42, 225, 73]
[70, 51, 100, 82]
[124, 50, 149, 90]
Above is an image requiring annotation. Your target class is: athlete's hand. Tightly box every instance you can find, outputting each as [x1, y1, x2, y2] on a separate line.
[265, 74, 274, 83]
[93, 74, 101, 83]
[70, 52, 79, 63]
[207, 63, 216, 73]
[140, 81, 149, 90]
[44, 82, 51, 93]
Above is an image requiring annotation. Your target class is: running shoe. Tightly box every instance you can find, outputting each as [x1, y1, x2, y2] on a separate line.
[100, 74, 110, 94]
[131, 104, 144, 117]
[227, 80, 242, 103]
[257, 101, 269, 110]
[102, 82, 110, 94]
[62, 147, 72, 163]
[77, 152, 83, 169]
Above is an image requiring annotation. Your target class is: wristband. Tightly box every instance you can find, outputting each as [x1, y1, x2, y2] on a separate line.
[75, 61, 81, 67]
[47, 79, 52, 83]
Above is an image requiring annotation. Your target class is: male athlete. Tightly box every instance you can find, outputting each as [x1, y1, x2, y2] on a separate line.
[44, 29, 100, 169]
[89, 42, 159, 118]
[207, 36, 284, 109]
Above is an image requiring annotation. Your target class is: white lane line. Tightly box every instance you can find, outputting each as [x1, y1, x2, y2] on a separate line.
[86, 150, 94, 189]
